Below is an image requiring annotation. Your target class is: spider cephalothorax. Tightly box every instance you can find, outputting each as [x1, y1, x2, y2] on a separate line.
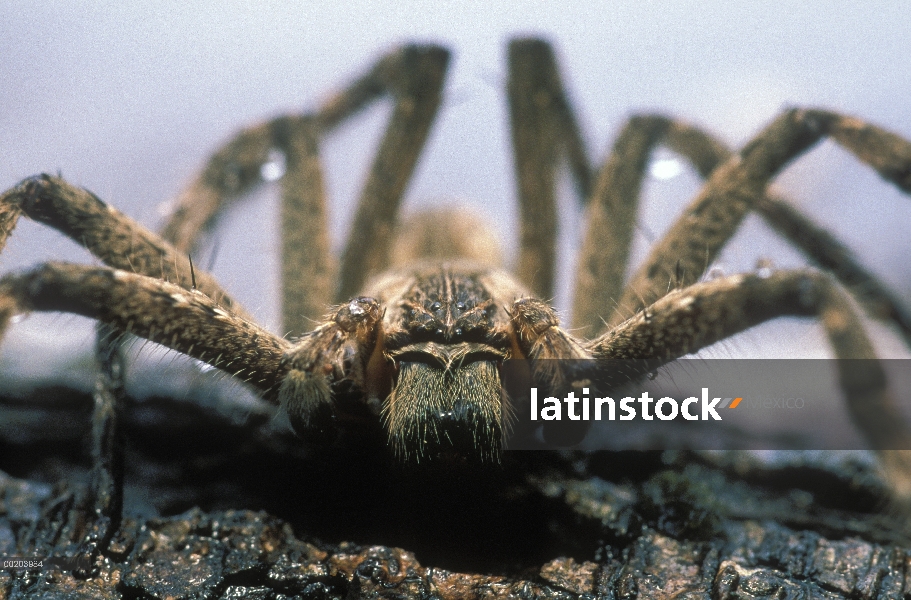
[278, 261, 562, 462]
[2, 38, 911, 498]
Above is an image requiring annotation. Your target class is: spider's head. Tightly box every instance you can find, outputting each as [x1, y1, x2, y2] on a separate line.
[382, 341, 509, 463]
[278, 294, 511, 463]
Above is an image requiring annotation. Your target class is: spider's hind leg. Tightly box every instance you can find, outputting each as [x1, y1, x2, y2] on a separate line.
[72, 323, 127, 574]
[614, 109, 911, 331]
[159, 45, 450, 339]
[572, 111, 911, 344]
[159, 115, 331, 338]
[571, 115, 746, 337]
[508, 38, 592, 300]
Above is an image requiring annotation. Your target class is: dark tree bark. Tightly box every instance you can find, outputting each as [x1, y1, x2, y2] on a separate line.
[1, 386, 907, 599]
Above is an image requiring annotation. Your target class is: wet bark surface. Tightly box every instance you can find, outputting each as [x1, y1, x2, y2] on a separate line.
[2, 386, 909, 599]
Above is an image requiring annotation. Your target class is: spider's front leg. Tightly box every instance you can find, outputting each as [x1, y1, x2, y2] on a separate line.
[0, 175, 247, 317]
[0, 261, 293, 570]
[277, 297, 384, 446]
[589, 269, 911, 502]
[0, 262, 289, 393]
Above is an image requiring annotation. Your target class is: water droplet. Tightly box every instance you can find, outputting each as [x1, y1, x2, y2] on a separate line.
[649, 158, 683, 181]
[9, 314, 25, 324]
[156, 198, 177, 218]
[706, 265, 727, 281]
[260, 149, 287, 182]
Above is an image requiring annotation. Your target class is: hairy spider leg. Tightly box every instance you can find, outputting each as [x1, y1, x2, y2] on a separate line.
[509, 40, 911, 501]
[0, 263, 289, 396]
[587, 269, 911, 501]
[0, 176, 247, 319]
[504, 42, 911, 342]
[508, 38, 592, 300]
[159, 44, 449, 337]
[582, 107, 911, 500]
[617, 109, 911, 323]
[568, 113, 911, 343]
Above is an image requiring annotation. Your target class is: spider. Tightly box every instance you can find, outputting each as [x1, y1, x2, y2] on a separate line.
[2, 37, 911, 497]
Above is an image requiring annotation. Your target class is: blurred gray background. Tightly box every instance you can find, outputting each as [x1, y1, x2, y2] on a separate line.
[2, 1, 910, 397]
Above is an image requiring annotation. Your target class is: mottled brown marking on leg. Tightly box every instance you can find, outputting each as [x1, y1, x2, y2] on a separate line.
[509, 40, 560, 300]
[335, 45, 450, 301]
[572, 116, 672, 338]
[571, 111, 911, 347]
[615, 109, 911, 329]
[592, 270, 911, 501]
[277, 116, 333, 337]
[1, 175, 249, 319]
[0, 262, 289, 396]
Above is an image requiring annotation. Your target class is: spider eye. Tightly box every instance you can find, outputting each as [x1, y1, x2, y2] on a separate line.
[430, 301, 442, 311]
